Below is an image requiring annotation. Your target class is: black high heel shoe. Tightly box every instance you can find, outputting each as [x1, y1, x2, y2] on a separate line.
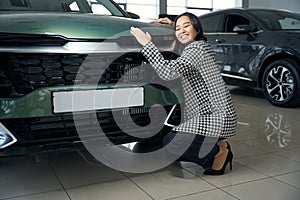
[204, 142, 233, 175]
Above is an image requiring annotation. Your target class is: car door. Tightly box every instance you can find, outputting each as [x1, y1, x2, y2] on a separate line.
[200, 12, 223, 68]
[211, 12, 264, 86]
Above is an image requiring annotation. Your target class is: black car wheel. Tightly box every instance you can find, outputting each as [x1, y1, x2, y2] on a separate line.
[262, 59, 300, 107]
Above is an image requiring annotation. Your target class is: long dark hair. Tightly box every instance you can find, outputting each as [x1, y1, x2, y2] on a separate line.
[174, 12, 207, 41]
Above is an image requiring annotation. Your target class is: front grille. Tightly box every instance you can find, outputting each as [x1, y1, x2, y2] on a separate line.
[0, 52, 163, 97]
[0, 68, 12, 97]
[0, 50, 181, 146]
[0, 33, 68, 46]
[1, 105, 179, 145]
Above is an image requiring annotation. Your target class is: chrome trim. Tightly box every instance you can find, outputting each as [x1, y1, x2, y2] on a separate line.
[204, 32, 238, 36]
[214, 32, 238, 36]
[0, 122, 17, 149]
[164, 104, 177, 128]
[221, 73, 253, 82]
[0, 42, 137, 54]
[0, 41, 176, 54]
[204, 30, 263, 36]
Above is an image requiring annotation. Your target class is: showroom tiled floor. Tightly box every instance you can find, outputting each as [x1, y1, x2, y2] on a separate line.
[1, 87, 300, 200]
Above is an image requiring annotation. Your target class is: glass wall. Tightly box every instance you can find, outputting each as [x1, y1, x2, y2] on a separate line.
[114, 0, 242, 20]
[168, 0, 241, 16]
[114, 0, 159, 20]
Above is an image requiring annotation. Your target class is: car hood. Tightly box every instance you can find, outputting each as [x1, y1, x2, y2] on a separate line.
[0, 12, 172, 39]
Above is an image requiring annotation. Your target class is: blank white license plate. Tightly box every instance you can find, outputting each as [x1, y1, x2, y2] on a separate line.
[52, 87, 144, 113]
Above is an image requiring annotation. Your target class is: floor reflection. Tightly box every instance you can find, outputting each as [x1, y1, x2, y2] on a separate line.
[230, 86, 300, 150]
[265, 112, 292, 148]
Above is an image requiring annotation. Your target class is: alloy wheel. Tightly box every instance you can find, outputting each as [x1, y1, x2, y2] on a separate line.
[265, 65, 294, 102]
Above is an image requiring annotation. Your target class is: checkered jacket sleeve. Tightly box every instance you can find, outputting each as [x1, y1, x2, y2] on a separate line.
[141, 41, 237, 138]
[141, 42, 201, 80]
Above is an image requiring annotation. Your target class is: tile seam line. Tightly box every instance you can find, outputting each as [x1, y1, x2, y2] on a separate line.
[0, 189, 63, 200]
[123, 172, 155, 200]
[182, 166, 266, 199]
[47, 159, 73, 200]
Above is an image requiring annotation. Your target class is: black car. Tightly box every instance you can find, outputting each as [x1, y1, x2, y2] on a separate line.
[199, 8, 300, 107]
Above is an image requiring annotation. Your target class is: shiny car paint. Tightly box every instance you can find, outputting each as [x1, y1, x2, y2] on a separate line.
[199, 8, 300, 107]
[0, 0, 181, 150]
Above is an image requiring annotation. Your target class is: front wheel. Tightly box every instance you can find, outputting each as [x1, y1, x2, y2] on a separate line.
[262, 59, 300, 107]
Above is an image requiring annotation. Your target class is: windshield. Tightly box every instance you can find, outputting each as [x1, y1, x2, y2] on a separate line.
[0, 0, 126, 17]
[249, 10, 300, 30]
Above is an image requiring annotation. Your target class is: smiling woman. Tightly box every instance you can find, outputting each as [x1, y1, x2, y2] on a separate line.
[174, 15, 204, 44]
[130, 12, 237, 175]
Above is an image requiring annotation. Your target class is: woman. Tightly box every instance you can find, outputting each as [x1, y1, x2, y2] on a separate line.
[130, 12, 237, 175]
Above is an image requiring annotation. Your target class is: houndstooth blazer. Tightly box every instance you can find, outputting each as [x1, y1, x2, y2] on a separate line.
[141, 40, 237, 138]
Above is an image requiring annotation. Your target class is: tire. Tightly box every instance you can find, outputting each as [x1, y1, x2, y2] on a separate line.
[262, 59, 300, 107]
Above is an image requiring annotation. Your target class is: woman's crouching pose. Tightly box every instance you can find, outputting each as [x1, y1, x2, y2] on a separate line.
[130, 12, 237, 175]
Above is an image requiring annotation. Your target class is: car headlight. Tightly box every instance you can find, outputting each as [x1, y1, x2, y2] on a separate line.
[0, 122, 17, 149]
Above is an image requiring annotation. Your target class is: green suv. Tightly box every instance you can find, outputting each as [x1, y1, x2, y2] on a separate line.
[0, 0, 181, 150]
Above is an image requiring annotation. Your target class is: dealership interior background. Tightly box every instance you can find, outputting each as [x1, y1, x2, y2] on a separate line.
[114, 0, 300, 20]
[1, 0, 300, 200]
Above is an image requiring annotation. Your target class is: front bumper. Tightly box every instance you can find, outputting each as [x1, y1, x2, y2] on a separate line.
[0, 38, 181, 150]
[0, 83, 182, 149]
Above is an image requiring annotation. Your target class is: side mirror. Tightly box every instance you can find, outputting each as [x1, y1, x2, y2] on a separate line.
[127, 12, 140, 19]
[233, 24, 251, 33]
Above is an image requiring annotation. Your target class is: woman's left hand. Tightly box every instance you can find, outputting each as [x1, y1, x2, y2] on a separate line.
[130, 27, 152, 46]
[155, 17, 174, 26]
